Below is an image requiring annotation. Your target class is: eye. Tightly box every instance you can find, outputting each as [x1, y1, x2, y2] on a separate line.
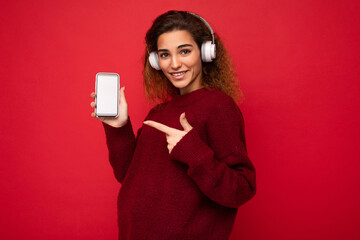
[180, 49, 191, 55]
[159, 52, 169, 58]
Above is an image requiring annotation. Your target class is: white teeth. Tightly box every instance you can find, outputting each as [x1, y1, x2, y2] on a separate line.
[171, 71, 186, 76]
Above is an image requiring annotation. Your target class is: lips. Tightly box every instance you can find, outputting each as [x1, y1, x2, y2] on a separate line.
[170, 71, 188, 76]
[169, 70, 188, 80]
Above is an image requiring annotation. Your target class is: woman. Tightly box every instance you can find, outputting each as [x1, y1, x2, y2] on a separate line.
[90, 10, 256, 240]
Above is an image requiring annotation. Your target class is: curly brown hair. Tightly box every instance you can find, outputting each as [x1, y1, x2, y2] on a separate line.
[143, 10, 243, 104]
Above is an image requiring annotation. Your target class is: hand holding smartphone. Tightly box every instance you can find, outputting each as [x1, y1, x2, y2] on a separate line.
[91, 73, 128, 128]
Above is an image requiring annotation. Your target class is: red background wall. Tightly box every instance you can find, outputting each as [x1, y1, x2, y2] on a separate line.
[1, 0, 359, 239]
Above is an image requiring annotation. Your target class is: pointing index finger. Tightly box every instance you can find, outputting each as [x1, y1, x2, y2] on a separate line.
[143, 120, 174, 135]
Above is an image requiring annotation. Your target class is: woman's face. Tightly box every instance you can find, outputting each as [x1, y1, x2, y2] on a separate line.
[157, 30, 203, 95]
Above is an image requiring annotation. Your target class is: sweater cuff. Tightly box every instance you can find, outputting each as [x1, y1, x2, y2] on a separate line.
[170, 128, 214, 168]
[102, 119, 134, 148]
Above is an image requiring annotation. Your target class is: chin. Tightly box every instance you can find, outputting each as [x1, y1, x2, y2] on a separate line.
[171, 81, 190, 89]
[172, 82, 188, 89]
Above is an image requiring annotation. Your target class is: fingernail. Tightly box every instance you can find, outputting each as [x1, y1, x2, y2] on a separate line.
[143, 121, 148, 124]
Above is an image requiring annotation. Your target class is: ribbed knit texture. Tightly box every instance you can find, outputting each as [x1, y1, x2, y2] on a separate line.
[102, 87, 256, 240]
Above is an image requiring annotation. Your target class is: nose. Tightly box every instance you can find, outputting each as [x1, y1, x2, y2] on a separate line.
[170, 55, 181, 69]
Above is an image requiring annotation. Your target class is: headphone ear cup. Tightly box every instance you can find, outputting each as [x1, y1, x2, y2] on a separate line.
[201, 41, 216, 62]
[149, 51, 161, 70]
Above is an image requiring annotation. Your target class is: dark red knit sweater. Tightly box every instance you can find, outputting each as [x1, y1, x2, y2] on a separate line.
[102, 87, 256, 240]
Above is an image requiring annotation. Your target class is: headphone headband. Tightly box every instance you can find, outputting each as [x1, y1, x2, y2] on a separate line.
[186, 12, 215, 44]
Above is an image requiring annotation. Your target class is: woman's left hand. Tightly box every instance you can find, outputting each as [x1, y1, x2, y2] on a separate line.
[143, 112, 193, 153]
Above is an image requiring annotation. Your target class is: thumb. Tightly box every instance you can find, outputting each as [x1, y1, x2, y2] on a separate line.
[120, 86, 127, 105]
[179, 112, 193, 132]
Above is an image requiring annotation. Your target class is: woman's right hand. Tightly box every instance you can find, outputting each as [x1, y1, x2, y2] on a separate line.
[90, 86, 128, 128]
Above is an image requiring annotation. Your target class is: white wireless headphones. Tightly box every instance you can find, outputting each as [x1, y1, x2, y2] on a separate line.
[148, 12, 216, 70]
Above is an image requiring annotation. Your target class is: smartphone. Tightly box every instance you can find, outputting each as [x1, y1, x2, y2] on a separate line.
[95, 72, 120, 117]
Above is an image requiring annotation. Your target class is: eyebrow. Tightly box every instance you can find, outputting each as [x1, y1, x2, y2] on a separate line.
[157, 44, 193, 52]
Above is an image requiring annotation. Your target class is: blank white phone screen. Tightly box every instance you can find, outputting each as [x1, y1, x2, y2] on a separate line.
[96, 73, 119, 117]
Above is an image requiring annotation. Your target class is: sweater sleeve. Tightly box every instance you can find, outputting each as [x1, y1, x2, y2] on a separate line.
[102, 118, 141, 183]
[170, 99, 256, 208]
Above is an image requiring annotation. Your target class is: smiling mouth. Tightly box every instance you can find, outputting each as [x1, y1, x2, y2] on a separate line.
[170, 71, 188, 76]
